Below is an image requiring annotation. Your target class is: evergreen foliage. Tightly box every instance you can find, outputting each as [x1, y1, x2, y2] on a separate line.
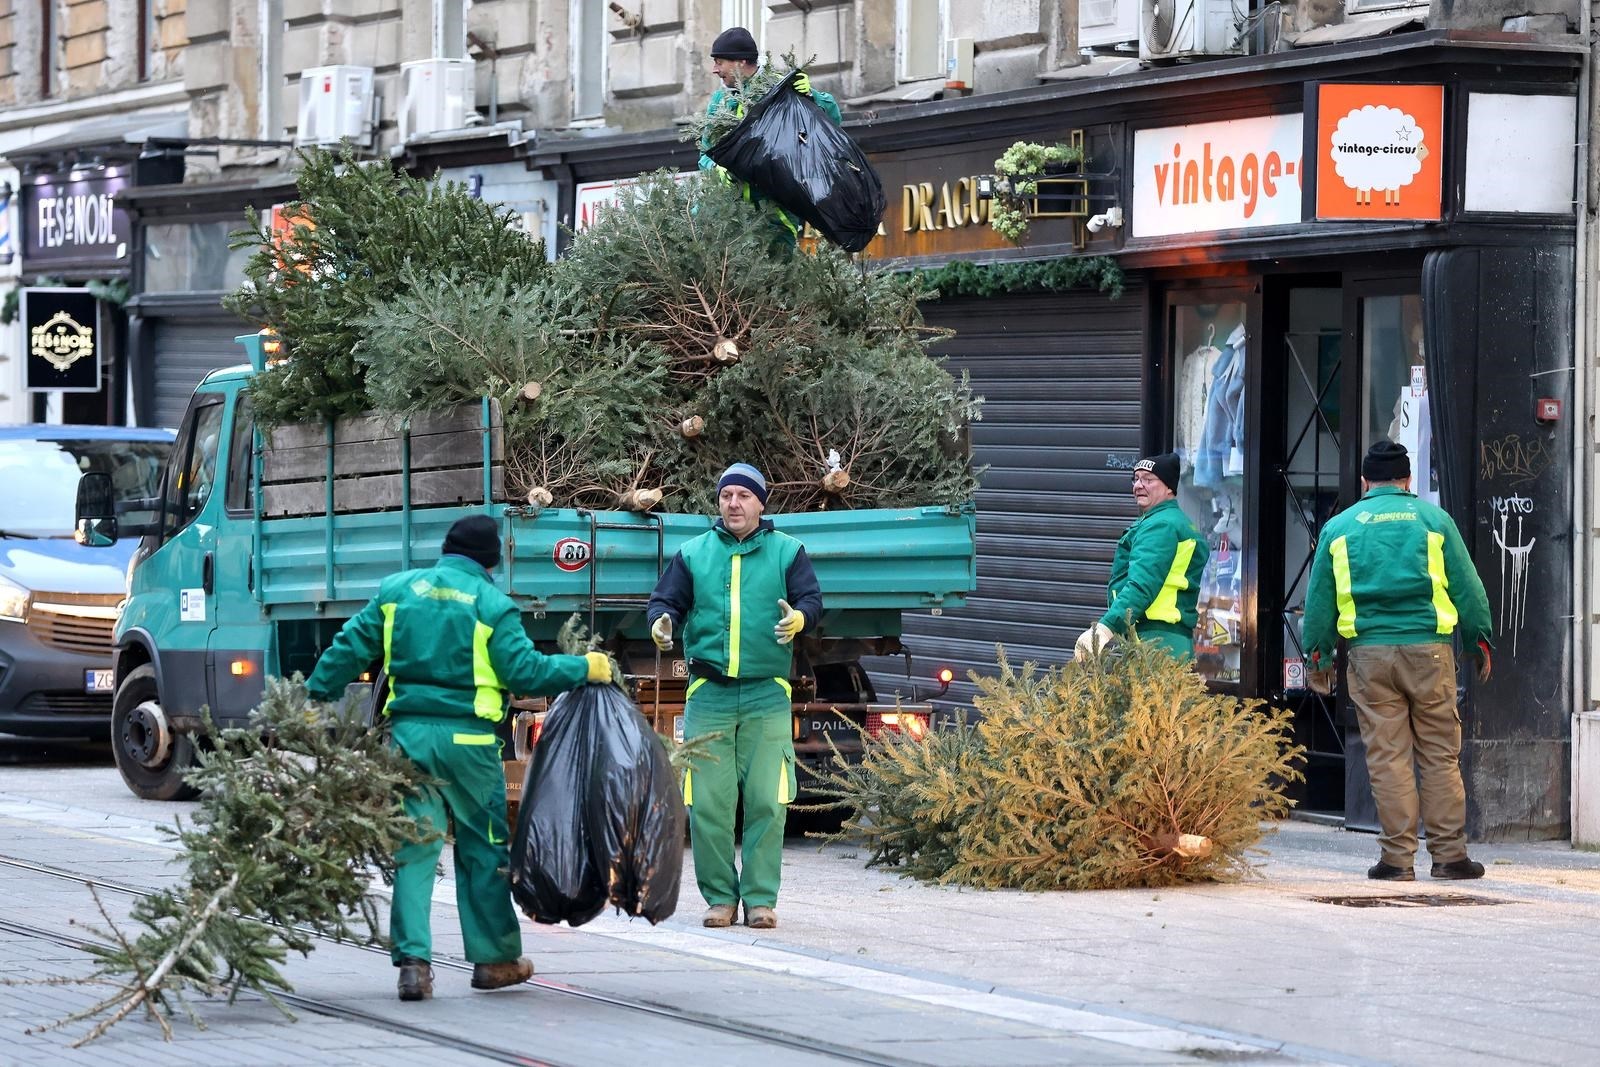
[816, 643, 1303, 890]
[21, 677, 433, 1045]
[225, 149, 549, 425]
[682, 50, 808, 150]
[910, 256, 1125, 300]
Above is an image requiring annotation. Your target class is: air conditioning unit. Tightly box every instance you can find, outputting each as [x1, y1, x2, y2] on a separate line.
[1140, 0, 1245, 62]
[1080, 0, 1140, 49]
[399, 58, 475, 142]
[295, 65, 375, 147]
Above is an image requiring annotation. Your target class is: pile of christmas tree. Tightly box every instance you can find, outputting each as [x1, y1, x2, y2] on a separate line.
[226, 150, 979, 514]
[812, 642, 1304, 890]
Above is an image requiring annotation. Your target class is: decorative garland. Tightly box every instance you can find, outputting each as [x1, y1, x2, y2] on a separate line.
[909, 256, 1125, 301]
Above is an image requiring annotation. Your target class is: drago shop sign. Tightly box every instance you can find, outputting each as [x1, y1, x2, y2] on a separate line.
[1132, 114, 1304, 238]
[22, 170, 131, 268]
[24, 287, 101, 393]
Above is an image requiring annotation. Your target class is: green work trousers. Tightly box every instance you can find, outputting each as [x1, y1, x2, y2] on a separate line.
[388, 717, 521, 966]
[682, 677, 797, 910]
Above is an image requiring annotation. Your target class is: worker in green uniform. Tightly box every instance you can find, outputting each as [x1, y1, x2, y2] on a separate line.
[307, 515, 612, 1002]
[1077, 452, 1209, 660]
[647, 462, 823, 930]
[1302, 441, 1493, 883]
[699, 26, 843, 249]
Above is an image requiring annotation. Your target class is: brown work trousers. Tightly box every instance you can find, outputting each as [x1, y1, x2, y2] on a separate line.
[1347, 643, 1469, 868]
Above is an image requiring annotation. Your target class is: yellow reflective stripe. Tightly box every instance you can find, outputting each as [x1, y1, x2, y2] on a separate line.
[471, 620, 504, 721]
[775, 677, 791, 701]
[1331, 536, 1358, 639]
[686, 677, 707, 700]
[1426, 531, 1459, 634]
[777, 756, 794, 805]
[380, 603, 397, 717]
[728, 554, 742, 677]
[452, 732, 497, 745]
[1146, 539, 1198, 624]
[682, 768, 694, 806]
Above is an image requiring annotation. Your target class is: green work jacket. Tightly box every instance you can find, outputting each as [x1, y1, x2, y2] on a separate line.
[1100, 499, 1209, 645]
[647, 520, 823, 684]
[1301, 486, 1492, 666]
[306, 554, 588, 721]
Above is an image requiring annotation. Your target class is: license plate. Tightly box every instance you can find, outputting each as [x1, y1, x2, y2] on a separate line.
[85, 669, 115, 694]
[802, 714, 857, 740]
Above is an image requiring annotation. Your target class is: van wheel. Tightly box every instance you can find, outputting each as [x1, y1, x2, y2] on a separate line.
[112, 665, 200, 802]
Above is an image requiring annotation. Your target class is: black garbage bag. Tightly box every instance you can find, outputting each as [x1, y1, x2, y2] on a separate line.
[706, 71, 886, 252]
[509, 683, 684, 927]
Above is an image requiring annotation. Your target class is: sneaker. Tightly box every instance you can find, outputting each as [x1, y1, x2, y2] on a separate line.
[745, 904, 778, 930]
[471, 957, 534, 990]
[397, 957, 433, 1001]
[1367, 861, 1415, 881]
[702, 903, 737, 928]
[1431, 858, 1485, 880]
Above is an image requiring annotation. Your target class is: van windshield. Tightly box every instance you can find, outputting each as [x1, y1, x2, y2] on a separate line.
[0, 438, 171, 538]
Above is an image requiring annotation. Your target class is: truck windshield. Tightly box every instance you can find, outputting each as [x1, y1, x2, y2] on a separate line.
[0, 438, 170, 538]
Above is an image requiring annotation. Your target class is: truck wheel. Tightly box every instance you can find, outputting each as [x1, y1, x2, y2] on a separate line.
[112, 664, 200, 802]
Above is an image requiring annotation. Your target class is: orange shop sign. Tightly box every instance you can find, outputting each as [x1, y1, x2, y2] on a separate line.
[1131, 114, 1304, 238]
[1314, 84, 1443, 221]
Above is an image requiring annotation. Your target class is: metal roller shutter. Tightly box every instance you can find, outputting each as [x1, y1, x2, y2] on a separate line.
[149, 318, 246, 429]
[866, 285, 1147, 714]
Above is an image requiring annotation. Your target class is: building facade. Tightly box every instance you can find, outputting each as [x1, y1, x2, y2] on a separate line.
[2, 0, 1594, 841]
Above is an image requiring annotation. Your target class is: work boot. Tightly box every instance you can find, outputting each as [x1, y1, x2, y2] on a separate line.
[396, 957, 433, 1002]
[702, 903, 737, 928]
[1367, 861, 1415, 881]
[745, 904, 778, 930]
[1431, 858, 1486, 880]
[471, 957, 534, 991]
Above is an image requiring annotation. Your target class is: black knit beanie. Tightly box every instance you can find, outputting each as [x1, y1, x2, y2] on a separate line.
[1134, 452, 1181, 494]
[442, 515, 501, 571]
[1362, 441, 1411, 482]
[710, 27, 759, 62]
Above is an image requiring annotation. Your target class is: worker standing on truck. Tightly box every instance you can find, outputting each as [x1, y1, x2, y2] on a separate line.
[306, 514, 613, 1002]
[1076, 452, 1209, 661]
[700, 26, 842, 250]
[647, 462, 823, 929]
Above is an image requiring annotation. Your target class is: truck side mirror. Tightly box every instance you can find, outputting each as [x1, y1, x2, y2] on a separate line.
[74, 472, 118, 546]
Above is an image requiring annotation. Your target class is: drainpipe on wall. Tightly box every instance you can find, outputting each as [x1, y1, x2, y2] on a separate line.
[1573, 0, 1599, 847]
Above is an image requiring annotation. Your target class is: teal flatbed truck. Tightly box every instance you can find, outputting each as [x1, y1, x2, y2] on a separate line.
[75, 334, 978, 802]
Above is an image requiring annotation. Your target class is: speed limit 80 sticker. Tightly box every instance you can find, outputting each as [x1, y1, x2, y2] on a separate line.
[552, 537, 592, 572]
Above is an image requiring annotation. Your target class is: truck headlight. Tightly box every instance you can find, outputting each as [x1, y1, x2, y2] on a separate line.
[0, 575, 30, 624]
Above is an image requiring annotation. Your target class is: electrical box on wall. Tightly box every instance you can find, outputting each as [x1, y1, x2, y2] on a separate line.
[399, 59, 475, 142]
[295, 66, 376, 147]
[945, 38, 974, 91]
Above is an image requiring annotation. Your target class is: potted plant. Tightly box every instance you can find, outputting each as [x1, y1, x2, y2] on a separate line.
[989, 141, 1085, 243]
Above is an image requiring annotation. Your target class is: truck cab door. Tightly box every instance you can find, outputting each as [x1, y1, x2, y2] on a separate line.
[147, 391, 227, 723]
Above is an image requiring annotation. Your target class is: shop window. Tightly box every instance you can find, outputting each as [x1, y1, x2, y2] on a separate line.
[572, 0, 606, 121]
[144, 221, 252, 293]
[1170, 302, 1248, 686]
[898, 0, 947, 83]
[1360, 294, 1437, 501]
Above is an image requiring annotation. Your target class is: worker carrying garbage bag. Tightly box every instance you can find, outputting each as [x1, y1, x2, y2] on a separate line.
[510, 676, 685, 928]
[306, 515, 612, 1003]
[699, 27, 883, 252]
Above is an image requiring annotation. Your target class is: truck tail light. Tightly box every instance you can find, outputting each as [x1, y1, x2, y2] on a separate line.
[230, 659, 253, 677]
[934, 667, 954, 696]
[866, 711, 929, 740]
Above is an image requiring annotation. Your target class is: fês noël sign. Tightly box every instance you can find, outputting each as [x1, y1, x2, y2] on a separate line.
[21, 170, 131, 268]
[24, 288, 102, 393]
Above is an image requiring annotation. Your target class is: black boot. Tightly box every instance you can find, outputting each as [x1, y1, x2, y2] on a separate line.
[1367, 861, 1415, 881]
[1431, 857, 1485, 880]
[397, 956, 433, 1001]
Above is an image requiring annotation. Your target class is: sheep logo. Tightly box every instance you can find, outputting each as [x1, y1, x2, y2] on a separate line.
[1330, 104, 1430, 207]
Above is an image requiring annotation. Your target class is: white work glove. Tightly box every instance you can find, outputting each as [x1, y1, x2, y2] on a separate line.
[1074, 622, 1116, 659]
[774, 598, 805, 645]
[650, 614, 674, 651]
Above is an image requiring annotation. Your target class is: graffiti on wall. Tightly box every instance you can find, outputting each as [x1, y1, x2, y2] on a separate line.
[1488, 496, 1537, 656]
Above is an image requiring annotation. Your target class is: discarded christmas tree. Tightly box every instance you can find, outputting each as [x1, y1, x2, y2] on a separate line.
[19, 676, 433, 1046]
[815, 643, 1303, 890]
